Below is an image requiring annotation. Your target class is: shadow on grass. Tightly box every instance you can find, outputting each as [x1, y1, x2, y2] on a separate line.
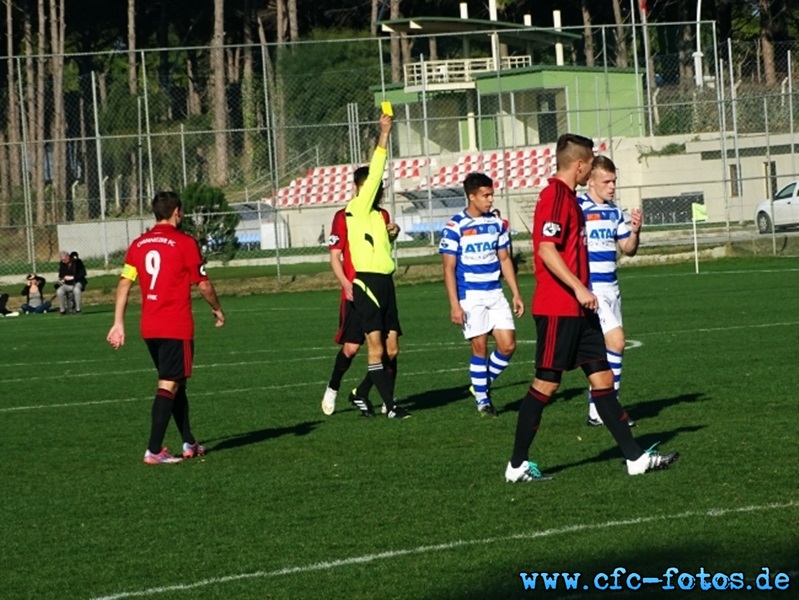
[502, 391, 706, 423]
[544, 424, 705, 475]
[207, 420, 321, 453]
[402, 384, 471, 411]
[628, 392, 706, 422]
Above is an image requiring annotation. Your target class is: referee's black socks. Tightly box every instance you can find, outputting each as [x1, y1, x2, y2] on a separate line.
[368, 363, 394, 411]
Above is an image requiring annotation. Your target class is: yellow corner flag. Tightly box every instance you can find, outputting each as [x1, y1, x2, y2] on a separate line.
[692, 202, 708, 222]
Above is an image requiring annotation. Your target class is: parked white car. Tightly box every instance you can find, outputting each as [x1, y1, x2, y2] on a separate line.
[755, 181, 799, 233]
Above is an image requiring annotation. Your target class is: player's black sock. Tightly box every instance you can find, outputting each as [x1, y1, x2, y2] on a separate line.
[385, 355, 398, 398]
[367, 363, 394, 411]
[172, 384, 195, 445]
[592, 387, 643, 461]
[328, 349, 353, 391]
[147, 389, 174, 454]
[354, 373, 374, 399]
[510, 387, 550, 468]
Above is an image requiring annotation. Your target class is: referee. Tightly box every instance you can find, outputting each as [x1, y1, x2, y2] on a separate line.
[344, 111, 409, 419]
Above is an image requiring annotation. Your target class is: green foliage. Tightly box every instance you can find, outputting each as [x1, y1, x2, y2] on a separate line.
[179, 183, 240, 264]
[276, 30, 382, 166]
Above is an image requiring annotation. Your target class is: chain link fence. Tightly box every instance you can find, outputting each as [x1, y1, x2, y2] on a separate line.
[1, 21, 797, 283]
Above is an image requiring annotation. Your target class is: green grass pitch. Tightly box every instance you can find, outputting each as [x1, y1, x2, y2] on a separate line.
[1, 256, 797, 599]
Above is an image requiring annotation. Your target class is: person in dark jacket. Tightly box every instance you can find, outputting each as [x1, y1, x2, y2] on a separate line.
[56, 250, 86, 314]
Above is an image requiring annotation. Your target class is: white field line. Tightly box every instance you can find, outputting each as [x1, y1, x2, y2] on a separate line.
[0, 343, 471, 385]
[0, 340, 468, 370]
[4, 317, 798, 374]
[0, 366, 467, 413]
[88, 500, 798, 600]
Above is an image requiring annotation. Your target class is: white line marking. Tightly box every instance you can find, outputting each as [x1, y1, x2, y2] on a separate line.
[0, 367, 468, 412]
[89, 500, 798, 600]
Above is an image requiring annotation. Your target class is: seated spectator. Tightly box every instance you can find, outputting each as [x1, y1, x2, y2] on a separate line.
[70, 251, 88, 290]
[55, 249, 86, 314]
[1, 289, 20, 317]
[21, 274, 51, 314]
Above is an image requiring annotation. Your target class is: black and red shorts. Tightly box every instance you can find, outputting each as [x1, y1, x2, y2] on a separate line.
[334, 294, 366, 345]
[145, 338, 194, 381]
[534, 314, 608, 371]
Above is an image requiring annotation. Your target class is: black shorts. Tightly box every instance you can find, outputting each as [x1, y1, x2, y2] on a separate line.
[534, 314, 608, 371]
[145, 338, 194, 381]
[351, 272, 402, 336]
[334, 295, 365, 345]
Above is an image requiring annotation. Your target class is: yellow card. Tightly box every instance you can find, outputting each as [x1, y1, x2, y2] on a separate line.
[381, 101, 393, 117]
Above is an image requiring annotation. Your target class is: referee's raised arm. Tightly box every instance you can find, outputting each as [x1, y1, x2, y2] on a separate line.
[347, 112, 392, 217]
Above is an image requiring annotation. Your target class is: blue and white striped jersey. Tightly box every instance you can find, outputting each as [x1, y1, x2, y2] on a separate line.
[579, 193, 631, 286]
[438, 211, 509, 300]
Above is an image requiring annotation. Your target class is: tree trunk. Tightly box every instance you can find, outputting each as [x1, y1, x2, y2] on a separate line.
[35, 0, 46, 225]
[276, 0, 287, 44]
[212, 0, 229, 186]
[0, 131, 8, 226]
[126, 0, 136, 213]
[241, 0, 255, 182]
[5, 0, 22, 200]
[49, 0, 66, 221]
[22, 7, 39, 225]
[390, 0, 401, 83]
[611, 0, 628, 68]
[127, 0, 136, 94]
[288, 0, 298, 42]
[157, 1, 171, 119]
[581, 0, 595, 67]
[257, 13, 282, 187]
[371, 0, 379, 37]
[227, 46, 240, 83]
[760, 8, 776, 85]
[187, 57, 201, 116]
[680, 23, 693, 84]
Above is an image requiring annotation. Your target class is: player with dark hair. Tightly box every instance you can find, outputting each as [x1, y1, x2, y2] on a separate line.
[505, 134, 678, 482]
[343, 111, 409, 419]
[321, 169, 399, 416]
[580, 155, 639, 427]
[439, 172, 523, 416]
[107, 190, 226, 464]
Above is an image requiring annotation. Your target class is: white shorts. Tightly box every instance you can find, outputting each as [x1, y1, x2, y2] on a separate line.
[460, 289, 515, 339]
[594, 285, 623, 334]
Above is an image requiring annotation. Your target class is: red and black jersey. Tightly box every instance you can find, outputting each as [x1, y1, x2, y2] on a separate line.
[532, 177, 589, 317]
[121, 222, 208, 340]
[328, 207, 390, 284]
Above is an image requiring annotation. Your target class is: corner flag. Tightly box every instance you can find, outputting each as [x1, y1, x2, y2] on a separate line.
[692, 202, 708, 222]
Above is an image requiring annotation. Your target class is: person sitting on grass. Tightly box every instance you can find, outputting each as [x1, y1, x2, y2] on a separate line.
[0, 289, 20, 317]
[20, 274, 52, 314]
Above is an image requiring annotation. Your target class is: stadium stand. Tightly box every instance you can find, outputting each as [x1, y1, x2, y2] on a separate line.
[267, 141, 607, 207]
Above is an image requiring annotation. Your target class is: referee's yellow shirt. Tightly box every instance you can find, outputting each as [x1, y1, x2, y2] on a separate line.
[345, 147, 394, 275]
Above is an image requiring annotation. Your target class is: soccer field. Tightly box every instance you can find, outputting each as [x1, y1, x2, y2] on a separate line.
[2, 256, 797, 600]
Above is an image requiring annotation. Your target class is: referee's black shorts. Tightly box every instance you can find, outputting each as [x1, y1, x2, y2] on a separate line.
[534, 313, 608, 371]
[334, 294, 365, 345]
[351, 272, 402, 336]
[145, 338, 195, 381]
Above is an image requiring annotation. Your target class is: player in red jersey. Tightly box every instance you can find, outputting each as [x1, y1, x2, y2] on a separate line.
[107, 191, 225, 465]
[505, 134, 678, 482]
[321, 174, 399, 416]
